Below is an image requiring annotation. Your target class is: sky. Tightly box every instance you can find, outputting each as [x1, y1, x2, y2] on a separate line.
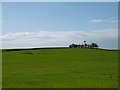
[1, 0, 120, 2]
[1, 2, 118, 49]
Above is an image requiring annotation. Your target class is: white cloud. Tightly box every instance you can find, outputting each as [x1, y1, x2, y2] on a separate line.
[110, 20, 120, 23]
[89, 19, 105, 23]
[89, 18, 119, 23]
[1, 29, 118, 49]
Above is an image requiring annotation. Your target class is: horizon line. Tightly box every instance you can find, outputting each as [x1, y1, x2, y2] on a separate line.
[1, 46, 119, 50]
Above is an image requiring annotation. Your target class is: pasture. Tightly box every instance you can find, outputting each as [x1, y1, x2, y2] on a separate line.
[2, 48, 118, 88]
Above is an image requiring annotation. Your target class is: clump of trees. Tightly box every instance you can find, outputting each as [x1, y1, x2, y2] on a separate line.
[69, 41, 99, 48]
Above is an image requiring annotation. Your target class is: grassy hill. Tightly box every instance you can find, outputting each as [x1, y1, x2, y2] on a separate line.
[2, 48, 118, 88]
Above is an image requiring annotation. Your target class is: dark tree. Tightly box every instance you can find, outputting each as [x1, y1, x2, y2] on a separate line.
[69, 41, 99, 49]
[81, 44, 84, 48]
[69, 45, 72, 48]
[84, 40, 86, 43]
[90, 43, 99, 48]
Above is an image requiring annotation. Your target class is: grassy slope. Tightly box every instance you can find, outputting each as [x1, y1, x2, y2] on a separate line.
[0, 51, 2, 89]
[2, 48, 118, 88]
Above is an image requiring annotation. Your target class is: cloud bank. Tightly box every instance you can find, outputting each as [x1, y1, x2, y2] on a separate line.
[89, 19, 119, 23]
[1, 29, 118, 49]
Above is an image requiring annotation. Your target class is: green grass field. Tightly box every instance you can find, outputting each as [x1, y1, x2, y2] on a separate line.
[2, 48, 118, 88]
[0, 51, 2, 89]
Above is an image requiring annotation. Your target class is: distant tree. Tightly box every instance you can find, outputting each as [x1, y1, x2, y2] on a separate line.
[71, 43, 75, 48]
[78, 44, 81, 48]
[90, 43, 99, 48]
[84, 43, 87, 48]
[84, 40, 86, 43]
[69, 45, 72, 48]
[87, 44, 90, 48]
[83, 40, 87, 48]
[69, 41, 99, 49]
[81, 44, 84, 48]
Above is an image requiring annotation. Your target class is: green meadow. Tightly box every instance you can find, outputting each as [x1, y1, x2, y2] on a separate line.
[0, 51, 2, 89]
[2, 48, 118, 88]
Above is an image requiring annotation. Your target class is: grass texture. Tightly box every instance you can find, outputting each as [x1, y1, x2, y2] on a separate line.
[2, 48, 118, 88]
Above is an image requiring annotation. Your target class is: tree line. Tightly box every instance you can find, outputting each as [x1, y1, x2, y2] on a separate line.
[69, 41, 99, 48]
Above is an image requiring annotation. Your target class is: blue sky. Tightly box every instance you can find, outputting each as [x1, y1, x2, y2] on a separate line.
[2, 0, 120, 2]
[1, 2, 118, 49]
[2, 2, 118, 34]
